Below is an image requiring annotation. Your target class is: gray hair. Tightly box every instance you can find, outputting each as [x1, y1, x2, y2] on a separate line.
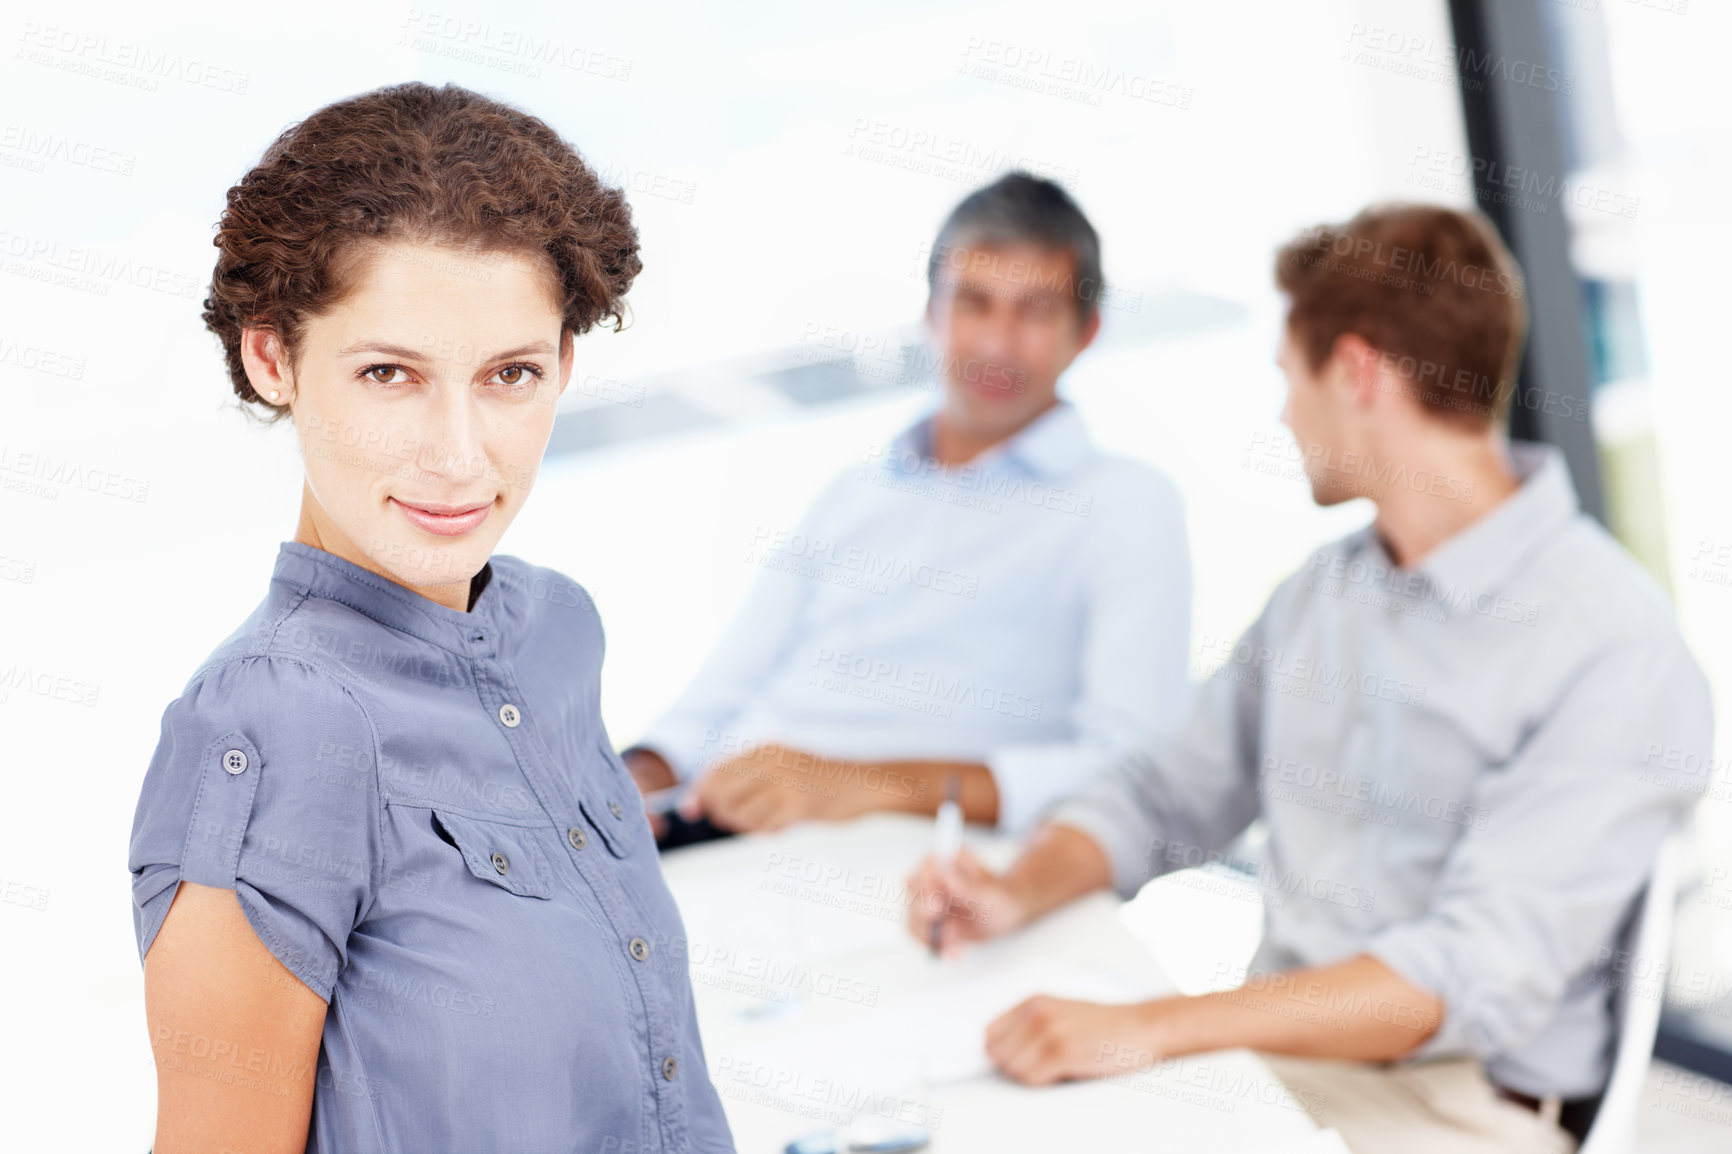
[925, 171, 1104, 325]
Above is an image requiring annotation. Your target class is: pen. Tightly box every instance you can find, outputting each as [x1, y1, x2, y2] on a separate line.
[641, 784, 689, 816]
[928, 774, 963, 956]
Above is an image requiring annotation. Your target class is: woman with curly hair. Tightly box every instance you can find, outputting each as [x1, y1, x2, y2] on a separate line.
[127, 82, 736, 1153]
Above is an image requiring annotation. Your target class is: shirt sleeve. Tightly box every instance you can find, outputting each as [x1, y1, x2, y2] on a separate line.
[128, 654, 383, 1002]
[1364, 631, 1714, 1061]
[631, 477, 842, 783]
[985, 466, 1195, 833]
[1045, 597, 1269, 898]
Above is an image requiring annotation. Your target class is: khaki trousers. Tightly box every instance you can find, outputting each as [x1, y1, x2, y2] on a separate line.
[1260, 1054, 1578, 1154]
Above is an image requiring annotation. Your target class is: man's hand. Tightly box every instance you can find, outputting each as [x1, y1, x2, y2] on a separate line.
[905, 821, 1113, 954]
[980, 953, 1443, 1087]
[680, 744, 911, 832]
[905, 846, 1031, 955]
[984, 996, 1164, 1086]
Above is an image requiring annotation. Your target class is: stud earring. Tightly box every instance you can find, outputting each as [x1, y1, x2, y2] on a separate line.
[267, 390, 281, 401]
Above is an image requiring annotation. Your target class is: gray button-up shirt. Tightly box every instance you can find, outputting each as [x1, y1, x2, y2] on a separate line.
[129, 541, 736, 1152]
[1049, 442, 1713, 1099]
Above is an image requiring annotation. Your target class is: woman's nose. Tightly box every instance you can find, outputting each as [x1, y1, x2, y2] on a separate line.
[417, 389, 491, 483]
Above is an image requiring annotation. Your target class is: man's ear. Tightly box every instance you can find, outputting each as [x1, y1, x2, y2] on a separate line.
[1331, 333, 1383, 408]
[1074, 307, 1103, 356]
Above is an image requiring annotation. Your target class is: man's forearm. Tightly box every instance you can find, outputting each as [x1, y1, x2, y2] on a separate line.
[1148, 954, 1442, 1062]
[876, 759, 1000, 824]
[999, 822, 1114, 924]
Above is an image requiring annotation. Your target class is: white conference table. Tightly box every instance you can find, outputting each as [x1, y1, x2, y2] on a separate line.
[660, 813, 1326, 1153]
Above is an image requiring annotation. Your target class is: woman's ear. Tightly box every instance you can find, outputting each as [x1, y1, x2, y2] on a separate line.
[240, 326, 294, 405]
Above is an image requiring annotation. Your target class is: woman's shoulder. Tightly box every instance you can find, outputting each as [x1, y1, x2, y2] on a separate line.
[179, 586, 379, 714]
[163, 649, 377, 756]
[488, 554, 598, 617]
[485, 555, 609, 674]
[488, 555, 603, 637]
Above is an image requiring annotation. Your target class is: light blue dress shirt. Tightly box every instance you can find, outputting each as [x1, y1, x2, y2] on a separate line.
[129, 541, 736, 1153]
[638, 401, 1193, 832]
[1050, 442, 1715, 1099]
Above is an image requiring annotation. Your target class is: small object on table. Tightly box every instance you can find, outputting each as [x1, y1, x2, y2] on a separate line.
[783, 1124, 933, 1153]
[928, 773, 963, 956]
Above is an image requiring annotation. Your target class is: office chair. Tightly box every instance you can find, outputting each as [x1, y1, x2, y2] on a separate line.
[1575, 830, 1683, 1154]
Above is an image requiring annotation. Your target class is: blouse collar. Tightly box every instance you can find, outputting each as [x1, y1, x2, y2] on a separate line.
[272, 540, 503, 656]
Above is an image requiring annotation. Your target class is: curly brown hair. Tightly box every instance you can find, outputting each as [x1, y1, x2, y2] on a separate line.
[203, 81, 641, 423]
[1275, 203, 1527, 431]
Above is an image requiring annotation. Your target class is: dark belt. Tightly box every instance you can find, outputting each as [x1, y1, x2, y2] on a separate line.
[1493, 1085, 1548, 1113]
[1492, 1084, 1601, 1145]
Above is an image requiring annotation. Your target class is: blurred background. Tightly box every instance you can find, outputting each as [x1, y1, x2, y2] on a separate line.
[1, 0, 1727, 1146]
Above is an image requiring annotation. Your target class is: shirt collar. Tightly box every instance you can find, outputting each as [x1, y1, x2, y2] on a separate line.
[272, 540, 502, 655]
[1361, 440, 1579, 598]
[888, 400, 1098, 480]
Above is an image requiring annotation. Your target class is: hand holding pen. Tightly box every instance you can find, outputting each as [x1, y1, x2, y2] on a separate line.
[907, 776, 1029, 956]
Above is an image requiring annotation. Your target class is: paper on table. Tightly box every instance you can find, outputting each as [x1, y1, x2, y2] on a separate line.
[677, 882, 905, 975]
[899, 956, 1159, 1082]
[1244, 1126, 1352, 1154]
[718, 956, 1159, 1091]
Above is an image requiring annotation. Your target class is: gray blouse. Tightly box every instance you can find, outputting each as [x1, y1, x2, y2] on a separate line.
[129, 540, 736, 1152]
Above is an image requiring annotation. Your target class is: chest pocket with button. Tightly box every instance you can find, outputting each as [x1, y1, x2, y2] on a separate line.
[579, 739, 644, 858]
[432, 808, 555, 899]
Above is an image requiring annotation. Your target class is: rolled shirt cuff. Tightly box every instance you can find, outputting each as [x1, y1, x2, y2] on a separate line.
[986, 742, 1114, 836]
[626, 724, 712, 786]
[1363, 922, 1479, 1059]
[1044, 789, 1160, 900]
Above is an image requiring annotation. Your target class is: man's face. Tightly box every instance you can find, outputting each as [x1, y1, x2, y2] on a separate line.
[926, 240, 1099, 441]
[1276, 321, 1358, 507]
[257, 239, 572, 597]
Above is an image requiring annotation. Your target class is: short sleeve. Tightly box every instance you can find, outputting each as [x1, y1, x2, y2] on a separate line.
[128, 655, 382, 1002]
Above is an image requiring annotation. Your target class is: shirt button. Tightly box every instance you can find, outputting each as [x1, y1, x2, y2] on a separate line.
[662, 1056, 678, 1080]
[498, 703, 521, 728]
[222, 749, 249, 775]
[491, 852, 509, 875]
[608, 799, 624, 820]
[629, 936, 650, 962]
[567, 827, 588, 850]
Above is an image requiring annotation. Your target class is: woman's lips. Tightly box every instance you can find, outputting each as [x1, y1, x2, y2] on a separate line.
[390, 497, 494, 536]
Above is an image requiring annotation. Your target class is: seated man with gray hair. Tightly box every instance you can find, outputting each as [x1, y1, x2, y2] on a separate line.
[625, 172, 1193, 842]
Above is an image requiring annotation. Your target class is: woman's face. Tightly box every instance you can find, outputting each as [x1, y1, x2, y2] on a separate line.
[243, 239, 571, 610]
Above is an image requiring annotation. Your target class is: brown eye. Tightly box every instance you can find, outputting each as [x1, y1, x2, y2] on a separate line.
[364, 365, 406, 385]
[492, 363, 544, 390]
